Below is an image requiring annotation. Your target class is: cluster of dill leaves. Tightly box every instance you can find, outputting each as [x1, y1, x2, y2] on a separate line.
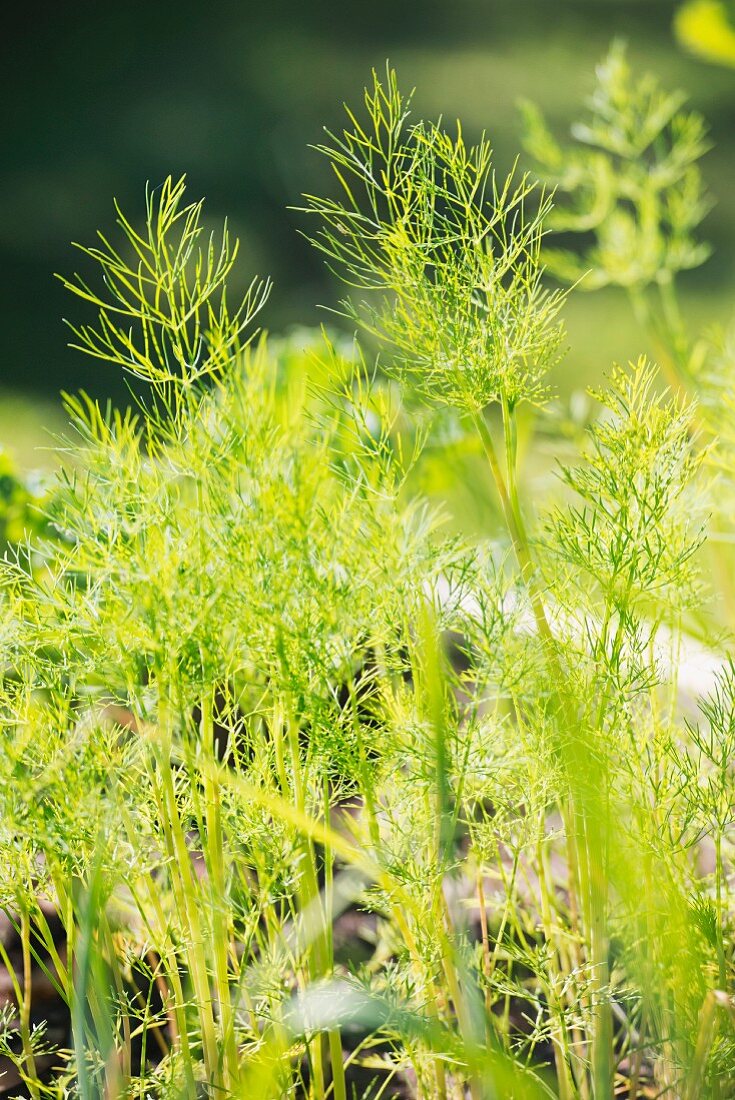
[2, 43, 735, 1100]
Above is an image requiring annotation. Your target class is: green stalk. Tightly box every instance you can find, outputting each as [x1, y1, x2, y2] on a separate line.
[434, 893, 486, 1100]
[117, 797, 195, 1091]
[102, 918, 132, 1088]
[685, 990, 735, 1100]
[471, 400, 614, 1098]
[418, 607, 487, 1099]
[18, 905, 40, 1099]
[323, 777, 348, 1100]
[714, 830, 727, 990]
[280, 696, 328, 1100]
[657, 276, 691, 380]
[470, 408, 552, 648]
[535, 827, 576, 1100]
[69, 863, 121, 1100]
[586, 828, 612, 1098]
[200, 690, 240, 1091]
[0, 920, 39, 1099]
[348, 673, 382, 852]
[154, 683, 220, 1093]
[475, 872, 493, 1032]
[628, 286, 684, 396]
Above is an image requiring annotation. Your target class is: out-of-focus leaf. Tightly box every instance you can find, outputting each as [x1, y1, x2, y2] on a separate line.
[675, 0, 735, 68]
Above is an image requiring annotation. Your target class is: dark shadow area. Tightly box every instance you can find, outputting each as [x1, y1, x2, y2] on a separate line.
[2, 0, 734, 406]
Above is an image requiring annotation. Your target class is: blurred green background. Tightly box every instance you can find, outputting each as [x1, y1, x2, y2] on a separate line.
[3, 0, 735, 464]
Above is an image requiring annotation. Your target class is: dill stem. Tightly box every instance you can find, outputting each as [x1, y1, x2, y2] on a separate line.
[473, 403, 580, 836]
[486, 847, 521, 987]
[685, 991, 735, 1100]
[586, 840, 612, 1098]
[140, 953, 174, 1058]
[715, 831, 727, 990]
[657, 276, 690, 379]
[434, 894, 485, 1100]
[418, 671, 472, 1098]
[628, 287, 684, 397]
[536, 827, 575, 1100]
[348, 673, 382, 852]
[26, 891, 72, 1006]
[103, 919, 132, 1086]
[154, 686, 220, 1093]
[281, 698, 329, 1100]
[0, 912, 39, 1099]
[117, 799, 193, 1083]
[475, 871, 493, 1028]
[200, 691, 239, 1091]
[472, 401, 615, 1098]
[271, 698, 290, 795]
[52, 883, 86, 1100]
[470, 408, 553, 649]
[19, 906, 40, 1099]
[323, 776, 348, 1100]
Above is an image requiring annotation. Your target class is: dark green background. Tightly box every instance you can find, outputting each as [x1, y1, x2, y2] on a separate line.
[3, 0, 734, 425]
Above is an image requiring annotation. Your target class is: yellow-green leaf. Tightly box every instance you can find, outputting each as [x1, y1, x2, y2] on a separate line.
[675, 0, 735, 67]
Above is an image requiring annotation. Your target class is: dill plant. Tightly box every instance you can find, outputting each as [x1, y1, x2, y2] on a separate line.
[0, 49, 734, 1100]
[519, 40, 735, 629]
[301, 61, 734, 1099]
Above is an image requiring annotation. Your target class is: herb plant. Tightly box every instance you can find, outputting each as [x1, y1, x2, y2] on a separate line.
[1, 48, 735, 1100]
